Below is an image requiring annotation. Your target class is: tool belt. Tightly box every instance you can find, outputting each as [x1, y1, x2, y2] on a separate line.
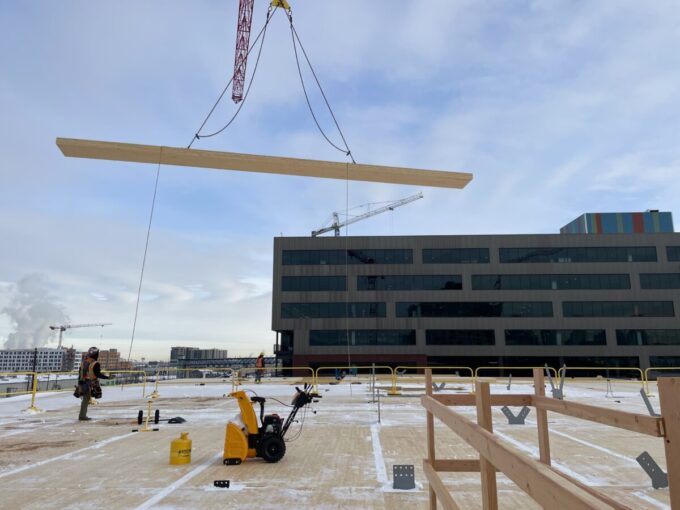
[74, 379, 102, 399]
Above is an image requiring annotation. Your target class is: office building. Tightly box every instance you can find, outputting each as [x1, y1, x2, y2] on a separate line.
[272, 219, 680, 370]
[561, 211, 674, 235]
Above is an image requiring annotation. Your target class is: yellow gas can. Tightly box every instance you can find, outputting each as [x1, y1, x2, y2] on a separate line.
[169, 432, 192, 465]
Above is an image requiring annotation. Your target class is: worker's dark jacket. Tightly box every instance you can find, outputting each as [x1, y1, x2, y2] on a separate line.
[79, 357, 110, 399]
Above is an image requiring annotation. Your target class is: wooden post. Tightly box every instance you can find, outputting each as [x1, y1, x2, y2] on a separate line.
[657, 377, 680, 508]
[426, 369, 437, 510]
[475, 380, 498, 510]
[533, 368, 551, 465]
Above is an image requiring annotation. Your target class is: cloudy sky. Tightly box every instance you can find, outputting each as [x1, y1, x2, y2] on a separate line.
[1, 1, 679, 360]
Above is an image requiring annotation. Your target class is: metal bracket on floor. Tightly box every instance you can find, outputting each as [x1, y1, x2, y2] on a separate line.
[506, 373, 512, 390]
[639, 388, 660, 417]
[501, 406, 530, 425]
[545, 364, 564, 400]
[214, 480, 230, 488]
[393, 464, 415, 490]
[432, 382, 446, 392]
[636, 451, 668, 489]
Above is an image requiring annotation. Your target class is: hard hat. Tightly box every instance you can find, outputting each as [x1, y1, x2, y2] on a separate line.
[87, 346, 100, 359]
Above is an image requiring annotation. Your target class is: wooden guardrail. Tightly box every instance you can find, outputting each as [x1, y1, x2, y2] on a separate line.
[422, 368, 679, 509]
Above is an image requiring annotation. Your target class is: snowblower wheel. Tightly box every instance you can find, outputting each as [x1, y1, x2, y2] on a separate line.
[154, 409, 160, 424]
[137, 410, 143, 425]
[260, 436, 286, 463]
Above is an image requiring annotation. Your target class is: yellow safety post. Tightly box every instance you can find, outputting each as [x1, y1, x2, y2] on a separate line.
[25, 372, 42, 413]
[133, 399, 159, 433]
[390, 369, 399, 396]
[147, 368, 161, 399]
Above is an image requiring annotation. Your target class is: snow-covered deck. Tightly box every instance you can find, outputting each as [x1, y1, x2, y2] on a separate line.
[0, 377, 671, 509]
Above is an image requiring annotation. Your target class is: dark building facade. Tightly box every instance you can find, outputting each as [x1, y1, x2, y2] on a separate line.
[272, 231, 680, 371]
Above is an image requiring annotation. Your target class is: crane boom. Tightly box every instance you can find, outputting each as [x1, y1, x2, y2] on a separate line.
[232, 0, 255, 103]
[49, 323, 112, 349]
[312, 192, 424, 237]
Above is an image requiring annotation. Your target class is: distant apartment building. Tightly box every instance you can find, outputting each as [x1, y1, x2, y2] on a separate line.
[272, 212, 680, 371]
[89, 349, 132, 370]
[170, 346, 229, 368]
[0, 348, 71, 372]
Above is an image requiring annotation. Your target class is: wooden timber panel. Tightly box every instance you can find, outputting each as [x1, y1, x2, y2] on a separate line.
[56, 138, 473, 189]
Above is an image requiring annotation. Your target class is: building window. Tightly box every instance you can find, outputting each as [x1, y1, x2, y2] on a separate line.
[396, 301, 553, 318]
[426, 330, 495, 345]
[423, 248, 490, 264]
[640, 273, 680, 289]
[357, 275, 462, 291]
[347, 249, 412, 264]
[505, 330, 606, 346]
[282, 276, 347, 292]
[309, 330, 416, 346]
[616, 330, 680, 346]
[563, 301, 674, 317]
[499, 246, 657, 263]
[282, 250, 346, 265]
[668, 246, 680, 262]
[281, 302, 386, 319]
[472, 274, 630, 290]
[282, 249, 412, 265]
[650, 356, 680, 367]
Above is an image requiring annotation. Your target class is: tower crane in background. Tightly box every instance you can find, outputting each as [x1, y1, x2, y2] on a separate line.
[312, 192, 424, 237]
[232, 0, 290, 102]
[49, 323, 112, 349]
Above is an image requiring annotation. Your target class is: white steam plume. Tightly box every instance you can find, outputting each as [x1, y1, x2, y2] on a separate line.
[2, 274, 69, 349]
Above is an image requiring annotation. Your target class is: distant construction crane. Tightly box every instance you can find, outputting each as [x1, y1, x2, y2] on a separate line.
[312, 192, 424, 237]
[49, 323, 112, 349]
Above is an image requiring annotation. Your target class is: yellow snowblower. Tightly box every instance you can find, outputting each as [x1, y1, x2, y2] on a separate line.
[223, 383, 317, 464]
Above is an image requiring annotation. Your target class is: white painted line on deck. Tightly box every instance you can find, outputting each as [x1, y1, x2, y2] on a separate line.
[0, 419, 75, 440]
[525, 420, 638, 466]
[0, 431, 135, 480]
[134, 451, 222, 510]
[494, 430, 602, 486]
[370, 423, 388, 486]
[631, 491, 670, 510]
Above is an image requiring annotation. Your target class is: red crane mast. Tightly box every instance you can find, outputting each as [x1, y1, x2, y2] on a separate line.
[232, 0, 255, 103]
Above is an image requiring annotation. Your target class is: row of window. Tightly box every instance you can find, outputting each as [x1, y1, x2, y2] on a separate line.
[306, 329, 680, 346]
[282, 301, 675, 318]
[282, 273, 680, 292]
[282, 246, 680, 265]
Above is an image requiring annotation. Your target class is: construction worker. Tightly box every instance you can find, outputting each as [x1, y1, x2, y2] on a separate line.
[78, 347, 112, 421]
[255, 352, 265, 384]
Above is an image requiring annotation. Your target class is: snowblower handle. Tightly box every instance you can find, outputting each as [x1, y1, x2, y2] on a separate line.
[251, 396, 266, 424]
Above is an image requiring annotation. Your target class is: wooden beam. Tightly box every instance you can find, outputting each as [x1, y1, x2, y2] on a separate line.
[423, 460, 462, 510]
[475, 381, 498, 510]
[56, 138, 473, 189]
[430, 459, 496, 472]
[533, 395, 664, 437]
[425, 369, 437, 510]
[658, 378, 680, 508]
[533, 368, 551, 465]
[433, 393, 532, 407]
[421, 395, 612, 509]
